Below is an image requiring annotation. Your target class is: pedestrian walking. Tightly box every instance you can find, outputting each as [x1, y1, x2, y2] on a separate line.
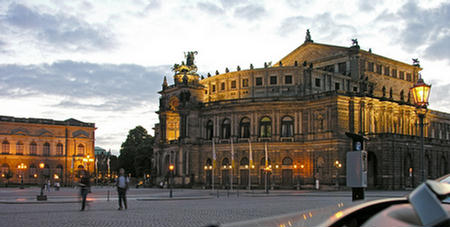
[116, 168, 129, 210]
[79, 170, 90, 211]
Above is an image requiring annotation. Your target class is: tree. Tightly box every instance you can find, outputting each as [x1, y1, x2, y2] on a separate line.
[118, 126, 154, 177]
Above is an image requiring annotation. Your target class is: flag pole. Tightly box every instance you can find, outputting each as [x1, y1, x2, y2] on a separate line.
[231, 138, 234, 191]
[248, 139, 252, 191]
[212, 139, 216, 192]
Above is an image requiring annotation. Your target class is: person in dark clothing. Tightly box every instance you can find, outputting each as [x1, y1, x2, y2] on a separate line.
[116, 168, 129, 210]
[79, 170, 90, 211]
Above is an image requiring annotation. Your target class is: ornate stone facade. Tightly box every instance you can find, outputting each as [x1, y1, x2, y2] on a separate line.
[0, 116, 95, 185]
[154, 35, 450, 189]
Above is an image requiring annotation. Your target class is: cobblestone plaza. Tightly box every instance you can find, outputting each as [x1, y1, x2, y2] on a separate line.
[0, 187, 408, 227]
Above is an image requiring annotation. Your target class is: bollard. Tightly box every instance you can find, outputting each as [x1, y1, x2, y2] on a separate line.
[107, 190, 110, 201]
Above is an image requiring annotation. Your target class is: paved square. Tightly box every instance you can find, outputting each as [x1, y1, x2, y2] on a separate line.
[0, 187, 409, 227]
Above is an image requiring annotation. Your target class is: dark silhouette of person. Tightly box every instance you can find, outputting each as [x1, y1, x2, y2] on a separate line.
[116, 168, 129, 210]
[79, 170, 90, 211]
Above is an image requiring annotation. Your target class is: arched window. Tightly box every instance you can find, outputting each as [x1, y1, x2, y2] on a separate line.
[240, 157, 249, 166]
[56, 164, 63, 178]
[239, 117, 250, 138]
[259, 116, 272, 137]
[56, 143, 63, 156]
[0, 163, 9, 173]
[29, 142, 37, 155]
[16, 141, 24, 155]
[221, 118, 231, 139]
[43, 142, 50, 156]
[2, 140, 9, 154]
[206, 158, 212, 166]
[29, 163, 37, 177]
[206, 120, 213, 140]
[260, 157, 271, 166]
[77, 144, 85, 156]
[222, 158, 230, 166]
[281, 116, 294, 137]
[282, 157, 293, 165]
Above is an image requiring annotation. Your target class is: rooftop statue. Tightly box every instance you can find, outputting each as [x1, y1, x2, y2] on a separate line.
[351, 38, 358, 47]
[172, 51, 198, 74]
[305, 29, 313, 42]
[185, 51, 198, 66]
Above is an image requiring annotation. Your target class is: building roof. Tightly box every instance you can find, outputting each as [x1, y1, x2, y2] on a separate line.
[0, 115, 95, 128]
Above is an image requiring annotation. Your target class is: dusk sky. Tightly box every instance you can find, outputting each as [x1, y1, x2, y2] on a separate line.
[1, 0, 450, 155]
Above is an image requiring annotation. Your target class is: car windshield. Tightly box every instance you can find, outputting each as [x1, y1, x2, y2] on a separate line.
[440, 175, 450, 204]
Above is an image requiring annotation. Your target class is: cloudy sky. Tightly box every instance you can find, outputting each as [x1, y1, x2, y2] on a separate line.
[1, 0, 450, 155]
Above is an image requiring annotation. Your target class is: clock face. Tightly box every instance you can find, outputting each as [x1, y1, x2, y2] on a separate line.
[168, 96, 179, 111]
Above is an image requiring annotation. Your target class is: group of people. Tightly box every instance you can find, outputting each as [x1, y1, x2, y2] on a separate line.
[79, 168, 129, 211]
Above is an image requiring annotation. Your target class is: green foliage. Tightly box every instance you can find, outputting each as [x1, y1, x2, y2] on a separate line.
[118, 126, 154, 177]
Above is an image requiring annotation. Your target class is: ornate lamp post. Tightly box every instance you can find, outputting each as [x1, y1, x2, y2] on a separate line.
[334, 160, 342, 188]
[410, 75, 431, 183]
[168, 164, 174, 198]
[264, 166, 272, 194]
[37, 162, 47, 201]
[83, 155, 94, 175]
[17, 163, 27, 189]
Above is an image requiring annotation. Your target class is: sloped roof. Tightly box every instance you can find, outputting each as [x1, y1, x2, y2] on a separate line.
[275, 42, 350, 67]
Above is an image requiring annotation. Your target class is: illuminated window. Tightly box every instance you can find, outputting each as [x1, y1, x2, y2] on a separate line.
[43, 142, 50, 156]
[16, 141, 23, 155]
[29, 142, 37, 155]
[285, 75, 292, 84]
[231, 80, 236, 89]
[77, 144, 85, 156]
[242, 79, 249, 87]
[255, 77, 263, 86]
[240, 117, 250, 138]
[259, 117, 272, 137]
[56, 143, 63, 156]
[1, 140, 9, 154]
[270, 76, 277, 85]
[281, 116, 294, 137]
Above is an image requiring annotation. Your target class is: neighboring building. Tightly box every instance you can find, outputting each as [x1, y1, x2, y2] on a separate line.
[0, 116, 95, 185]
[154, 31, 450, 190]
[94, 146, 114, 182]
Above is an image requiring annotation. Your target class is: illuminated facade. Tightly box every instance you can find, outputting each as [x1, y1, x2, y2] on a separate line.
[154, 33, 450, 189]
[0, 116, 95, 185]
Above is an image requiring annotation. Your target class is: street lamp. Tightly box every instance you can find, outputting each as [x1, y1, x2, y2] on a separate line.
[168, 164, 174, 198]
[17, 163, 27, 189]
[410, 75, 431, 183]
[37, 162, 47, 201]
[264, 166, 272, 194]
[334, 160, 342, 188]
[83, 155, 95, 175]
